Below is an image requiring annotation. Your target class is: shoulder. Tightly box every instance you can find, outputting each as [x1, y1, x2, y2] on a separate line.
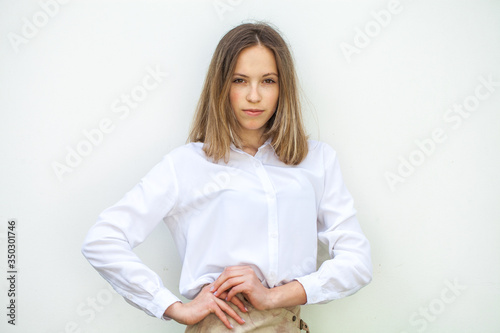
[304, 139, 338, 163]
[165, 142, 207, 162]
[293, 140, 339, 172]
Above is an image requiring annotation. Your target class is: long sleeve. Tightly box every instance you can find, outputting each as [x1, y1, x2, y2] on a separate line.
[295, 144, 372, 304]
[81, 154, 181, 320]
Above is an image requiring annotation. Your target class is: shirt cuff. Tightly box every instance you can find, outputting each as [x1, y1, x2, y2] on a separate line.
[295, 273, 367, 305]
[294, 275, 325, 305]
[148, 288, 182, 321]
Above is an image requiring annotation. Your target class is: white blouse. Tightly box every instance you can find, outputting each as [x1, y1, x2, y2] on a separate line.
[81, 139, 372, 320]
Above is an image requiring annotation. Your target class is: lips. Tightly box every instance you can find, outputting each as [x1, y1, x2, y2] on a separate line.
[243, 109, 264, 116]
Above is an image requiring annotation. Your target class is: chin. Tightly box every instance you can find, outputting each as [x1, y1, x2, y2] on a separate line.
[242, 123, 267, 131]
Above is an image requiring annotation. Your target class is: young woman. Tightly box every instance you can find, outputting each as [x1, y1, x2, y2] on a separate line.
[81, 22, 372, 332]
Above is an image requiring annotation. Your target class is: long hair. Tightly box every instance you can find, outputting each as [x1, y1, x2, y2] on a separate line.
[188, 22, 308, 165]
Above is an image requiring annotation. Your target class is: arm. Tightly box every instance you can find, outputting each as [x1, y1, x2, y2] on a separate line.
[81, 155, 181, 320]
[212, 144, 371, 308]
[81, 155, 247, 328]
[294, 144, 372, 304]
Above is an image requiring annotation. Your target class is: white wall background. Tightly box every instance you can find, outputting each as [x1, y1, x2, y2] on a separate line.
[1, 0, 499, 332]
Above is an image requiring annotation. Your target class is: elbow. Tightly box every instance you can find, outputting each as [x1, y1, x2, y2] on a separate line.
[354, 258, 372, 289]
[80, 222, 130, 264]
[358, 244, 373, 288]
[350, 238, 373, 289]
[81, 231, 93, 260]
[81, 226, 101, 262]
[361, 265, 373, 287]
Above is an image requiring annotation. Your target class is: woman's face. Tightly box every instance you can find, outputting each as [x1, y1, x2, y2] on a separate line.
[229, 45, 279, 141]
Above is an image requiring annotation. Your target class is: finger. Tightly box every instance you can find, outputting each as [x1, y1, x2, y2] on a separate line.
[216, 298, 246, 325]
[215, 275, 246, 296]
[212, 266, 248, 292]
[215, 291, 229, 301]
[229, 294, 248, 313]
[216, 276, 246, 299]
[218, 290, 244, 309]
[226, 284, 246, 302]
[212, 303, 234, 329]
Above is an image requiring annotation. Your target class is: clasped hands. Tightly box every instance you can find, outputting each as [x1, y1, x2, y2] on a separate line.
[165, 265, 271, 330]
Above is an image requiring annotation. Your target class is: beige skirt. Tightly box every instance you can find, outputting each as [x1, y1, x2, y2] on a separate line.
[185, 294, 310, 332]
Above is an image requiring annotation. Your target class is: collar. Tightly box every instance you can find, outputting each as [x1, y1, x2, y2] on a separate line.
[230, 137, 274, 154]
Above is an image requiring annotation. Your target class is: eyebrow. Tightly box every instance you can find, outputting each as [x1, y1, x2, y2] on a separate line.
[233, 72, 279, 78]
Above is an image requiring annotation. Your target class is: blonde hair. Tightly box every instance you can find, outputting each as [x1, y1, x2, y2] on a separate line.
[188, 22, 308, 165]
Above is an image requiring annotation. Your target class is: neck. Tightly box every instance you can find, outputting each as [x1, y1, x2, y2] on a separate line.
[238, 129, 266, 156]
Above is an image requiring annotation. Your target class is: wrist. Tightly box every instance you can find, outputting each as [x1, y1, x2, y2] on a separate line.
[265, 287, 277, 310]
[266, 281, 307, 309]
[163, 301, 184, 322]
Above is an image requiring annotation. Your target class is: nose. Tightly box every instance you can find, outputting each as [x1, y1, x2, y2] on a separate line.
[246, 84, 261, 103]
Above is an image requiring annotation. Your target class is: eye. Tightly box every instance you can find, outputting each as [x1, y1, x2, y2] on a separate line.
[233, 78, 245, 83]
[263, 78, 276, 84]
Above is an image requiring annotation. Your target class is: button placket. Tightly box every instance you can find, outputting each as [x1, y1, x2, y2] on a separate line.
[252, 158, 279, 287]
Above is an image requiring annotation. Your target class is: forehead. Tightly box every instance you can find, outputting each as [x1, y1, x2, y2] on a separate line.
[233, 45, 277, 74]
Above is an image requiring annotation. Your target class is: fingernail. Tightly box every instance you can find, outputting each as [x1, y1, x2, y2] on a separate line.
[230, 324, 234, 329]
[225, 296, 228, 301]
[213, 291, 217, 296]
[244, 307, 248, 312]
[210, 286, 214, 292]
[242, 318, 246, 323]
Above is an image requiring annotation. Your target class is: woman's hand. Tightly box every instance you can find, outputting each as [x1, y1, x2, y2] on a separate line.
[211, 265, 271, 310]
[163, 283, 247, 329]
